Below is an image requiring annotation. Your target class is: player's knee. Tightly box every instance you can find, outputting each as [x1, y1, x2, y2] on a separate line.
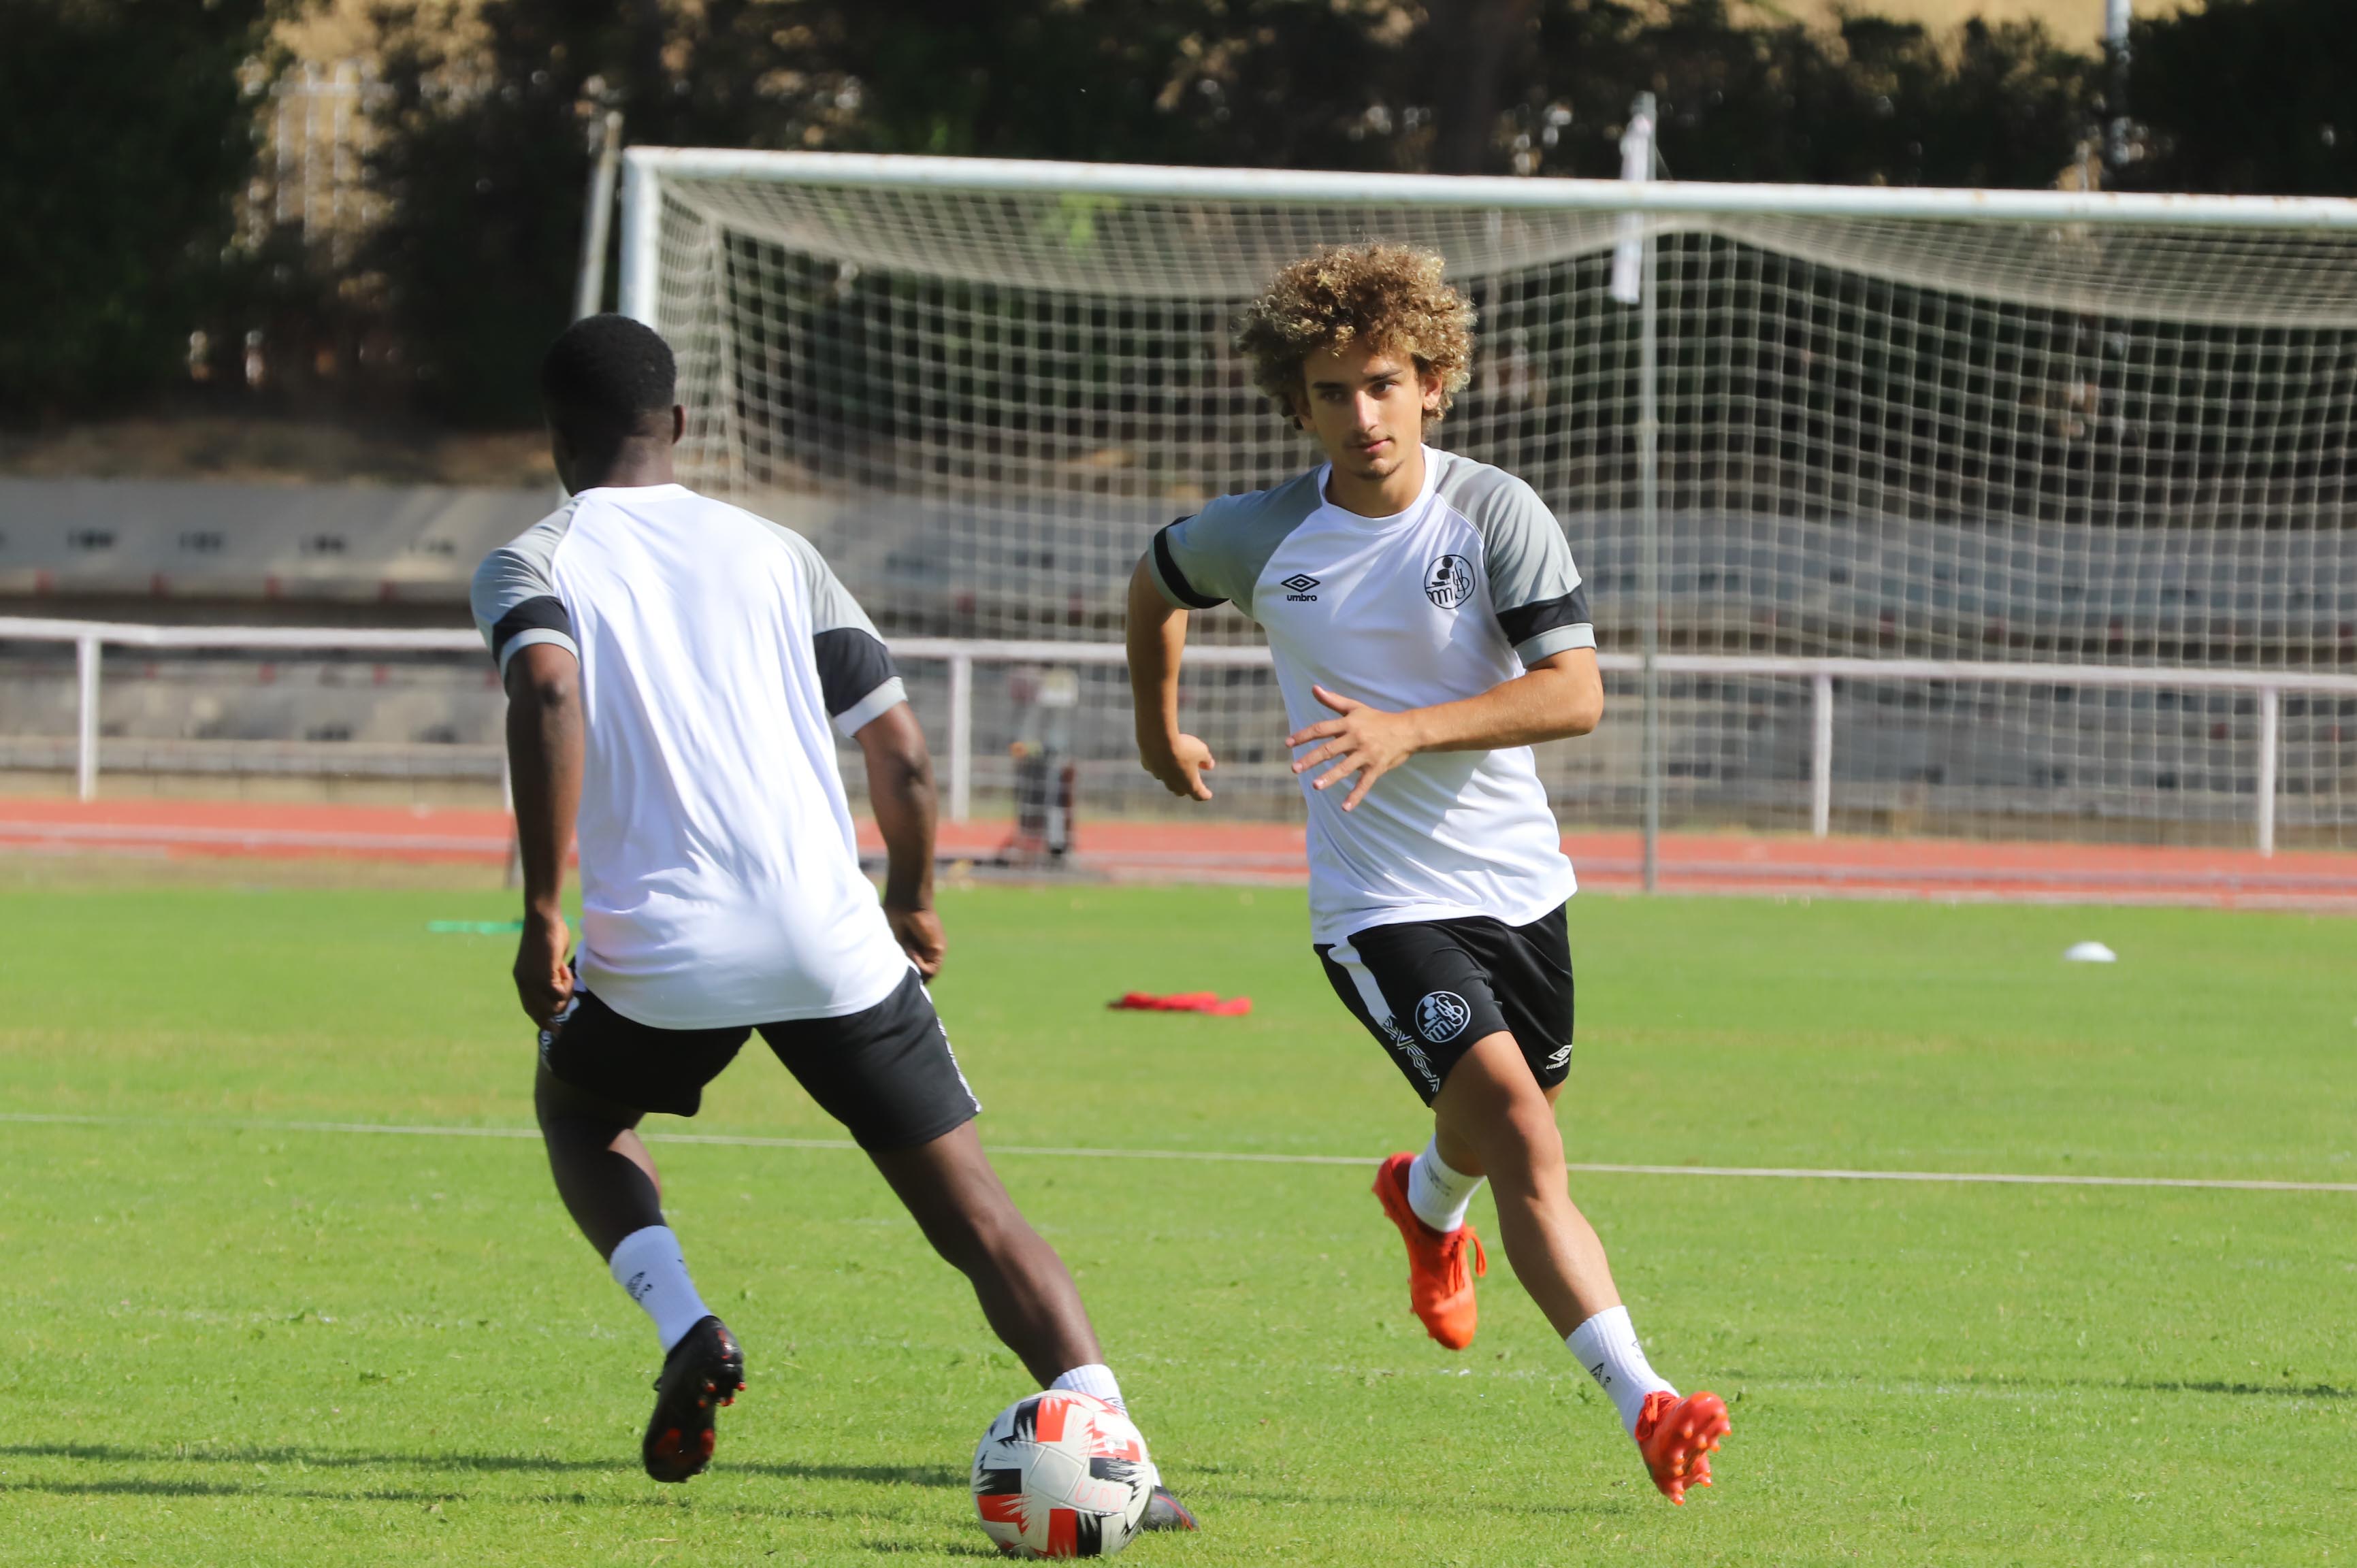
[1488, 1095, 1566, 1190]
[924, 1198, 1028, 1276]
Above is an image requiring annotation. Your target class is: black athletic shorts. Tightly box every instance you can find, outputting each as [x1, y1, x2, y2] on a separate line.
[1315, 902, 1574, 1106]
[536, 967, 981, 1151]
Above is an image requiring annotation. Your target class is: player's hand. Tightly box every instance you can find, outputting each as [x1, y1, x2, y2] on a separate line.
[513, 909, 574, 1027]
[1139, 730, 1217, 801]
[1288, 685, 1420, 812]
[888, 901, 946, 979]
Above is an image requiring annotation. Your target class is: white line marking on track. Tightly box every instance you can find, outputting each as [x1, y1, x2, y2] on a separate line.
[7, 1111, 2354, 1194]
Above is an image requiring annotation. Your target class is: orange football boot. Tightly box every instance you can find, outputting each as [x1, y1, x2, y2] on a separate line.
[1634, 1389, 1732, 1505]
[1371, 1151, 1486, 1350]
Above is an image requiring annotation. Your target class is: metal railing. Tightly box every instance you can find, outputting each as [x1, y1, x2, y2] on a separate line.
[11, 616, 2352, 858]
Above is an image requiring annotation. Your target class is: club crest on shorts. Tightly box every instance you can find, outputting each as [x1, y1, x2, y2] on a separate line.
[1424, 554, 1475, 609]
[1416, 990, 1474, 1043]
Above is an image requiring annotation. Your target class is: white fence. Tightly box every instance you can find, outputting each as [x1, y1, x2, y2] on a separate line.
[8, 617, 2352, 858]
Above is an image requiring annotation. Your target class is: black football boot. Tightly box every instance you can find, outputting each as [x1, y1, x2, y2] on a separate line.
[642, 1315, 745, 1482]
[1141, 1482, 1200, 1531]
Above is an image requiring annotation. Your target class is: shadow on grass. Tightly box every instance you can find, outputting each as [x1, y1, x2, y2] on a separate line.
[1742, 1373, 2354, 1402]
[0, 1441, 963, 1488]
[3, 1477, 469, 1503]
[1205, 1483, 1627, 1520]
[2119, 1379, 2352, 1401]
[3, 1473, 944, 1527]
[860, 1542, 1001, 1558]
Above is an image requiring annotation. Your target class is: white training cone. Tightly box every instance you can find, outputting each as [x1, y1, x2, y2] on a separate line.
[2063, 941, 2118, 963]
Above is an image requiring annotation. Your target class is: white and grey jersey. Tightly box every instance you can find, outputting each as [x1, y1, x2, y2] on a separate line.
[472, 495, 906, 736]
[1148, 451, 1594, 666]
[470, 483, 915, 1030]
[1145, 449, 1589, 945]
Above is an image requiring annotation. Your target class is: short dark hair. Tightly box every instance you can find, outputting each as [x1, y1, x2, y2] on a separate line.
[538, 314, 677, 442]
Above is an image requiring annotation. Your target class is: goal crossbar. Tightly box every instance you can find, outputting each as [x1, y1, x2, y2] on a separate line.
[621, 147, 2357, 230]
[617, 150, 2357, 325]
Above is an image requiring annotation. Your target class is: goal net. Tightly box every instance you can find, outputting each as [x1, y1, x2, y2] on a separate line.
[625, 152, 2357, 849]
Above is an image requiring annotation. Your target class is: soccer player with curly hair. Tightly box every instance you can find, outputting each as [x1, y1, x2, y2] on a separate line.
[1125, 243, 1729, 1503]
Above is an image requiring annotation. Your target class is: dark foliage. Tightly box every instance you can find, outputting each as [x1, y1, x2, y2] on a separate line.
[0, 0, 274, 418]
[23, 0, 2352, 430]
[2134, 0, 2357, 195]
[1512, 1, 2095, 186]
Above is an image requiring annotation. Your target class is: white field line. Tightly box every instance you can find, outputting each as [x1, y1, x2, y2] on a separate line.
[6, 1111, 2354, 1195]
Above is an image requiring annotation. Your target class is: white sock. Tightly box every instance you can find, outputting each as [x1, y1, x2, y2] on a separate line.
[1050, 1362, 1126, 1414]
[1567, 1305, 1678, 1436]
[607, 1225, 713, 1352]
[1406, 1138, 1484, 1233]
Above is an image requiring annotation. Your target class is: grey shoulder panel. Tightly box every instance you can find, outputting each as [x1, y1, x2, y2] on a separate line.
[471, 502, 580, 672]
[1145, 470, 1322, 619]
[1433, 453, 1594, 664]
[743, 510, 886, 640]
[743, 509, 902, 723]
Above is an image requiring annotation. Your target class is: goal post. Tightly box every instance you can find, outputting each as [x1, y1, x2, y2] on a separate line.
[617, 148, 2357, 853]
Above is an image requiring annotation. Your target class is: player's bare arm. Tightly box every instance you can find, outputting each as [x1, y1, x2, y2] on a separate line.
[854, 700, 946, 977]
[1124, 559, 1216, 800]
[505, 639, 583, 1026]
[1288, 649, 1604, 811]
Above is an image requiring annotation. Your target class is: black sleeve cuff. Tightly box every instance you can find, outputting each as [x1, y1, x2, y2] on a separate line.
[1495, 583, 1591, 647]
[490, 595, 573, 665]
[813, 627, 899, 717]
[1152, 522, 1225, 610]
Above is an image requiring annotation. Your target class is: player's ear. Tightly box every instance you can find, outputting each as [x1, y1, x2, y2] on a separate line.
[1418, 363, 1445, 414]
[669, 404, 686, 445]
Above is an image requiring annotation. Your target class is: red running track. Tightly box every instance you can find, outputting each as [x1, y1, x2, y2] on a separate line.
[1, 796, 2350, 911]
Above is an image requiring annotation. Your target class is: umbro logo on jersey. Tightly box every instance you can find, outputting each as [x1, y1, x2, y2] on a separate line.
[1281, 572, 1320, 601]
[1425, 555, 1475, 609]
[1416, 991, 1474, 1043]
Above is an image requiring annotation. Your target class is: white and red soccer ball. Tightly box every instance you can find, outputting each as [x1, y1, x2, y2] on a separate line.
[971, 1390, 1157, 1558]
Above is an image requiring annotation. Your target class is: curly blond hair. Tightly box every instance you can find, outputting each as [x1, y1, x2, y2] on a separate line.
[1235, 243, 1476, 425]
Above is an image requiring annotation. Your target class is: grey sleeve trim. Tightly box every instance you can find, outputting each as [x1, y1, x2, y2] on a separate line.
[832, 677, 907, 737]
[472, 515, 576, 672]
[1438, 460, 1588, 647]
[496, 626, 581, 674]
[1516, 622, 1597, 664]
[1147, 475, 1322, 621]
[752, 512, 886, 639]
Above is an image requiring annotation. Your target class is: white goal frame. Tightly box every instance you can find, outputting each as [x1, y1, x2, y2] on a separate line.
[611, 152, 2357, 866]
[617, 152, 2357, 328]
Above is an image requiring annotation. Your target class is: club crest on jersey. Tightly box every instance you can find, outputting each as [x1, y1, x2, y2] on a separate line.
[1424, 554, 1475, 609]
[1280, 572, 1320, 602]
[1416, 990, 1474, 1043]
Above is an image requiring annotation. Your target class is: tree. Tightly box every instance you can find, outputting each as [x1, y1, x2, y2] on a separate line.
[1419, 0, 1540, 174]
[362, 0, 854, 425]
[0, 0, 276, 418]
[2133, 0, 2357, 196]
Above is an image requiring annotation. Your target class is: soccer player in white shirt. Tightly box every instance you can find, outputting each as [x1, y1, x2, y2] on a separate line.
[481, 316, 1194, 1529]
[1124, 246, 1730, 1504]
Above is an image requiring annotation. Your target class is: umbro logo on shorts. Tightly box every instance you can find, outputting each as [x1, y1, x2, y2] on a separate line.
[1544, 1043, 1572, 1069]
[1424, 554, 1474, 609]
[1416, 991, 1474, 1043]
[1281, 572, 1320, 601]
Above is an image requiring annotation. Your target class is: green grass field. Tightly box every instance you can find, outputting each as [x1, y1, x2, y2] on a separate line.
[2, 875, 2352, 1565]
